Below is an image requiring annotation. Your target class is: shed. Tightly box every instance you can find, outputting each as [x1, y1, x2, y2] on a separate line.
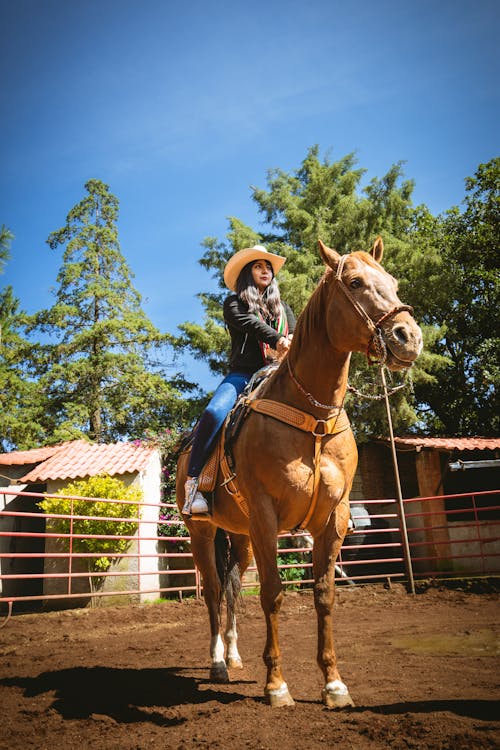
[357, 436, 499, 501]
[356, 436, 500, 574]
[0, 440, 162, 608]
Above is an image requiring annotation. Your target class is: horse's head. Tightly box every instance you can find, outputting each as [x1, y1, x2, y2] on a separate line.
[318, 237, 423, 370]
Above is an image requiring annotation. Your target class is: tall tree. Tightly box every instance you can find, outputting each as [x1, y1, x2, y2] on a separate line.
[26, 179, 198, 444]
[0, 225, 13, 274]
[174, 147, 446, 438]
[0, 227, 46, 450]
[0, 286, 48, 450]
[413, 158, 500, 435]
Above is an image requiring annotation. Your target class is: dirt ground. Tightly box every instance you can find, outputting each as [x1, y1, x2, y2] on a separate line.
[0, 583, 499, 750]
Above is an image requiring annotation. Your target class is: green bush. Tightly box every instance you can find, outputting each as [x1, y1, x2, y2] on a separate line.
[39, 475, 142, 574]
[277, 551, 306, 589]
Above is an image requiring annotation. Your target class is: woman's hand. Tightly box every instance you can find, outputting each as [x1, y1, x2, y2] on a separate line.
[276, 336, 292, 358]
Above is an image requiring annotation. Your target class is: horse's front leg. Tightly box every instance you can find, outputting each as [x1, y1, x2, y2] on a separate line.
[187, 525, 229, 683]
[312, 496, 355, 709]
[250, 510, 294, 707]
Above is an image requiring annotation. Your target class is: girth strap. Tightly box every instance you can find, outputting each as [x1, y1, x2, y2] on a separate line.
[248, 399, 350, 530]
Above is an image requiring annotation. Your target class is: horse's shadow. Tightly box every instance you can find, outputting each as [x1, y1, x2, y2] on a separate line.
[1, 666, 253, 727]
[339, 699, 499, 722]
[4, 668, 497, 726]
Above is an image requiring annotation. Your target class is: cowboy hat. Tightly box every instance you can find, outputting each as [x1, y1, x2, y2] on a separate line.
[223, 245, 286, 291]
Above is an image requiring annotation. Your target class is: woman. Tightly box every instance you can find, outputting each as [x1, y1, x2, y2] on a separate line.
[183, 245, 296, 516]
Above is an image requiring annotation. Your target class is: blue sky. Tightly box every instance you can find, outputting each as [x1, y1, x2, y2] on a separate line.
[1, 0, 498, 391]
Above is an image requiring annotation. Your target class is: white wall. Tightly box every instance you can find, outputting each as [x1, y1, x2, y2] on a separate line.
[135, 451, 162, 603]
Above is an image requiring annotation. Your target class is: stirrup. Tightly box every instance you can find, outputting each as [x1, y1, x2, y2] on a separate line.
[182, 478, 209, 517]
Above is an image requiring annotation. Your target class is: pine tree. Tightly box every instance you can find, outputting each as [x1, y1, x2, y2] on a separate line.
[413, 158, 500, 435]
[173, 147, 446, 438]
[0, 225, 13, 273]
[26, 179, 197, 444]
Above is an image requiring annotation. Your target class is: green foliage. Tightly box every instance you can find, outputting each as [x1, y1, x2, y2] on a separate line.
[412, 158, 500, 434]
[172, 147, 442, 437]
[38, 475, 142, 573]
[157, 505, 188, 541]
[0, 225, 14, 273]
[0, 306, 47, 449]
[277, 537, 307, 589]
[0, 227, 49, 450]
[22, 179, 198, 445]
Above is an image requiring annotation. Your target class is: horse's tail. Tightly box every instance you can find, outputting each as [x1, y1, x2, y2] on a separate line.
[214, 527, 241, 612]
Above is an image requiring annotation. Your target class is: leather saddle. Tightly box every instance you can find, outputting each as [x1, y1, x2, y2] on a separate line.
[180, 365, 276, 515]
[180, 362, 350, 526]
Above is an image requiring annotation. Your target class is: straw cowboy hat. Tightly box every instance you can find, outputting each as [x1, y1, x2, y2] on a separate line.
[223, 245, 286, 291]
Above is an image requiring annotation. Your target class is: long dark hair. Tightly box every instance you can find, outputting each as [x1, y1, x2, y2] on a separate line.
[236, 261, 282, 320]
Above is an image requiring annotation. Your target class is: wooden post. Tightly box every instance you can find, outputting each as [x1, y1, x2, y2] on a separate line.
[380, 367, 415, 595]
[415, 451, 451, 566]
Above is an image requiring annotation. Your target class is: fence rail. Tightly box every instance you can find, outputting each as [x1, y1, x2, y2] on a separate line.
[1, 488, 498, 612]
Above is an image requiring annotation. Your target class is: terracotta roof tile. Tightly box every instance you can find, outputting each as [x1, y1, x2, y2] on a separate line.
[389, 436, 500, 452]
[0, 445, 61, 466]
[0, 440, 157, 482]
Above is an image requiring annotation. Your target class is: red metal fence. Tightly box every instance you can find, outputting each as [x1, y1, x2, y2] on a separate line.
[1, 488, 498, 614]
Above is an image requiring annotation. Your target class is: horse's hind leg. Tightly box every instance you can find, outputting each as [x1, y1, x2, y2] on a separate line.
[224, 533, 252, 669]
[187, 524, 230, 683]
[312, 501, 354, 709]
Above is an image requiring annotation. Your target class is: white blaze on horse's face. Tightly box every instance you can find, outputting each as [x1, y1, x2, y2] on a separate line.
[319, 238, 423, 370]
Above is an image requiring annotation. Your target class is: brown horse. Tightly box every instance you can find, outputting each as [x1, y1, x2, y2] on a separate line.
[176, 237, 422, 708]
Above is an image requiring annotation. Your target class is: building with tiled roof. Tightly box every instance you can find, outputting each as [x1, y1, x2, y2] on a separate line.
[387, 436, 500, 454]
[356, 434, 500, 501]
[0, 439, 157, 483]
[353, 434, 500, 577]
[0, 440, 162, 609]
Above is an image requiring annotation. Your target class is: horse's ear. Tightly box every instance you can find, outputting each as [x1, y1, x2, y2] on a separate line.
[370, 236, 384, 263]
[318, 239, 340, 269]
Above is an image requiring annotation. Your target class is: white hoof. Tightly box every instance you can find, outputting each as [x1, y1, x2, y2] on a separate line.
[265, 681, 295, 707]
[210, 661, 229, 683]
[322, 679, 354, 709]
[227, 655, 243, 669]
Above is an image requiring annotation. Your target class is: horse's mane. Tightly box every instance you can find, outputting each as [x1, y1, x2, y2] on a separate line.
[289, 251, 390, 357]
[291, 268, 332, 354]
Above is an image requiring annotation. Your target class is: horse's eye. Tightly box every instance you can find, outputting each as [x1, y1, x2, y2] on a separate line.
[350, 278, 362, 289]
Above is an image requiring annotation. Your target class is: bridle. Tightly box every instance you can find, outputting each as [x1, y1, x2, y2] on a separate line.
[287, 253, 415, 410]
[333, 254, 414, 366]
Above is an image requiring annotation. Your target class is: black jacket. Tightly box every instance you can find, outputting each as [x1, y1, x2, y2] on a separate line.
[223, 294, 296, 375]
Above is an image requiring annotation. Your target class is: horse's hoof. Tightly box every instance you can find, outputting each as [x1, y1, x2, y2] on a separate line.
[210, 661, 229, 683]
[227, 656, 243, 670]
[321, 679, 354, 709]
[265, 682, 295, 708]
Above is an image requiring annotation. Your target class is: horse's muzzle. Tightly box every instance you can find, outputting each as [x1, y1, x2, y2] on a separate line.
[381, 311, 423, 370]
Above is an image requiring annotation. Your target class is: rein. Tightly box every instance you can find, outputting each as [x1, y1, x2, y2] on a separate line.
[347, 369, 411, 401]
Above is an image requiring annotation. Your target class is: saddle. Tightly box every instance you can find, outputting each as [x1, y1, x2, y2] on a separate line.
[181, 363, 351, 528]
[180, 366, 276, 516]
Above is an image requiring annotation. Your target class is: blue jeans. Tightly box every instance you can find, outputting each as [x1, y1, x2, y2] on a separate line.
[187, 371, 251, 477]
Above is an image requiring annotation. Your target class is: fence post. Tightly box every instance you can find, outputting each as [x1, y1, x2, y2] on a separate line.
[380, 367, 416, 595]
